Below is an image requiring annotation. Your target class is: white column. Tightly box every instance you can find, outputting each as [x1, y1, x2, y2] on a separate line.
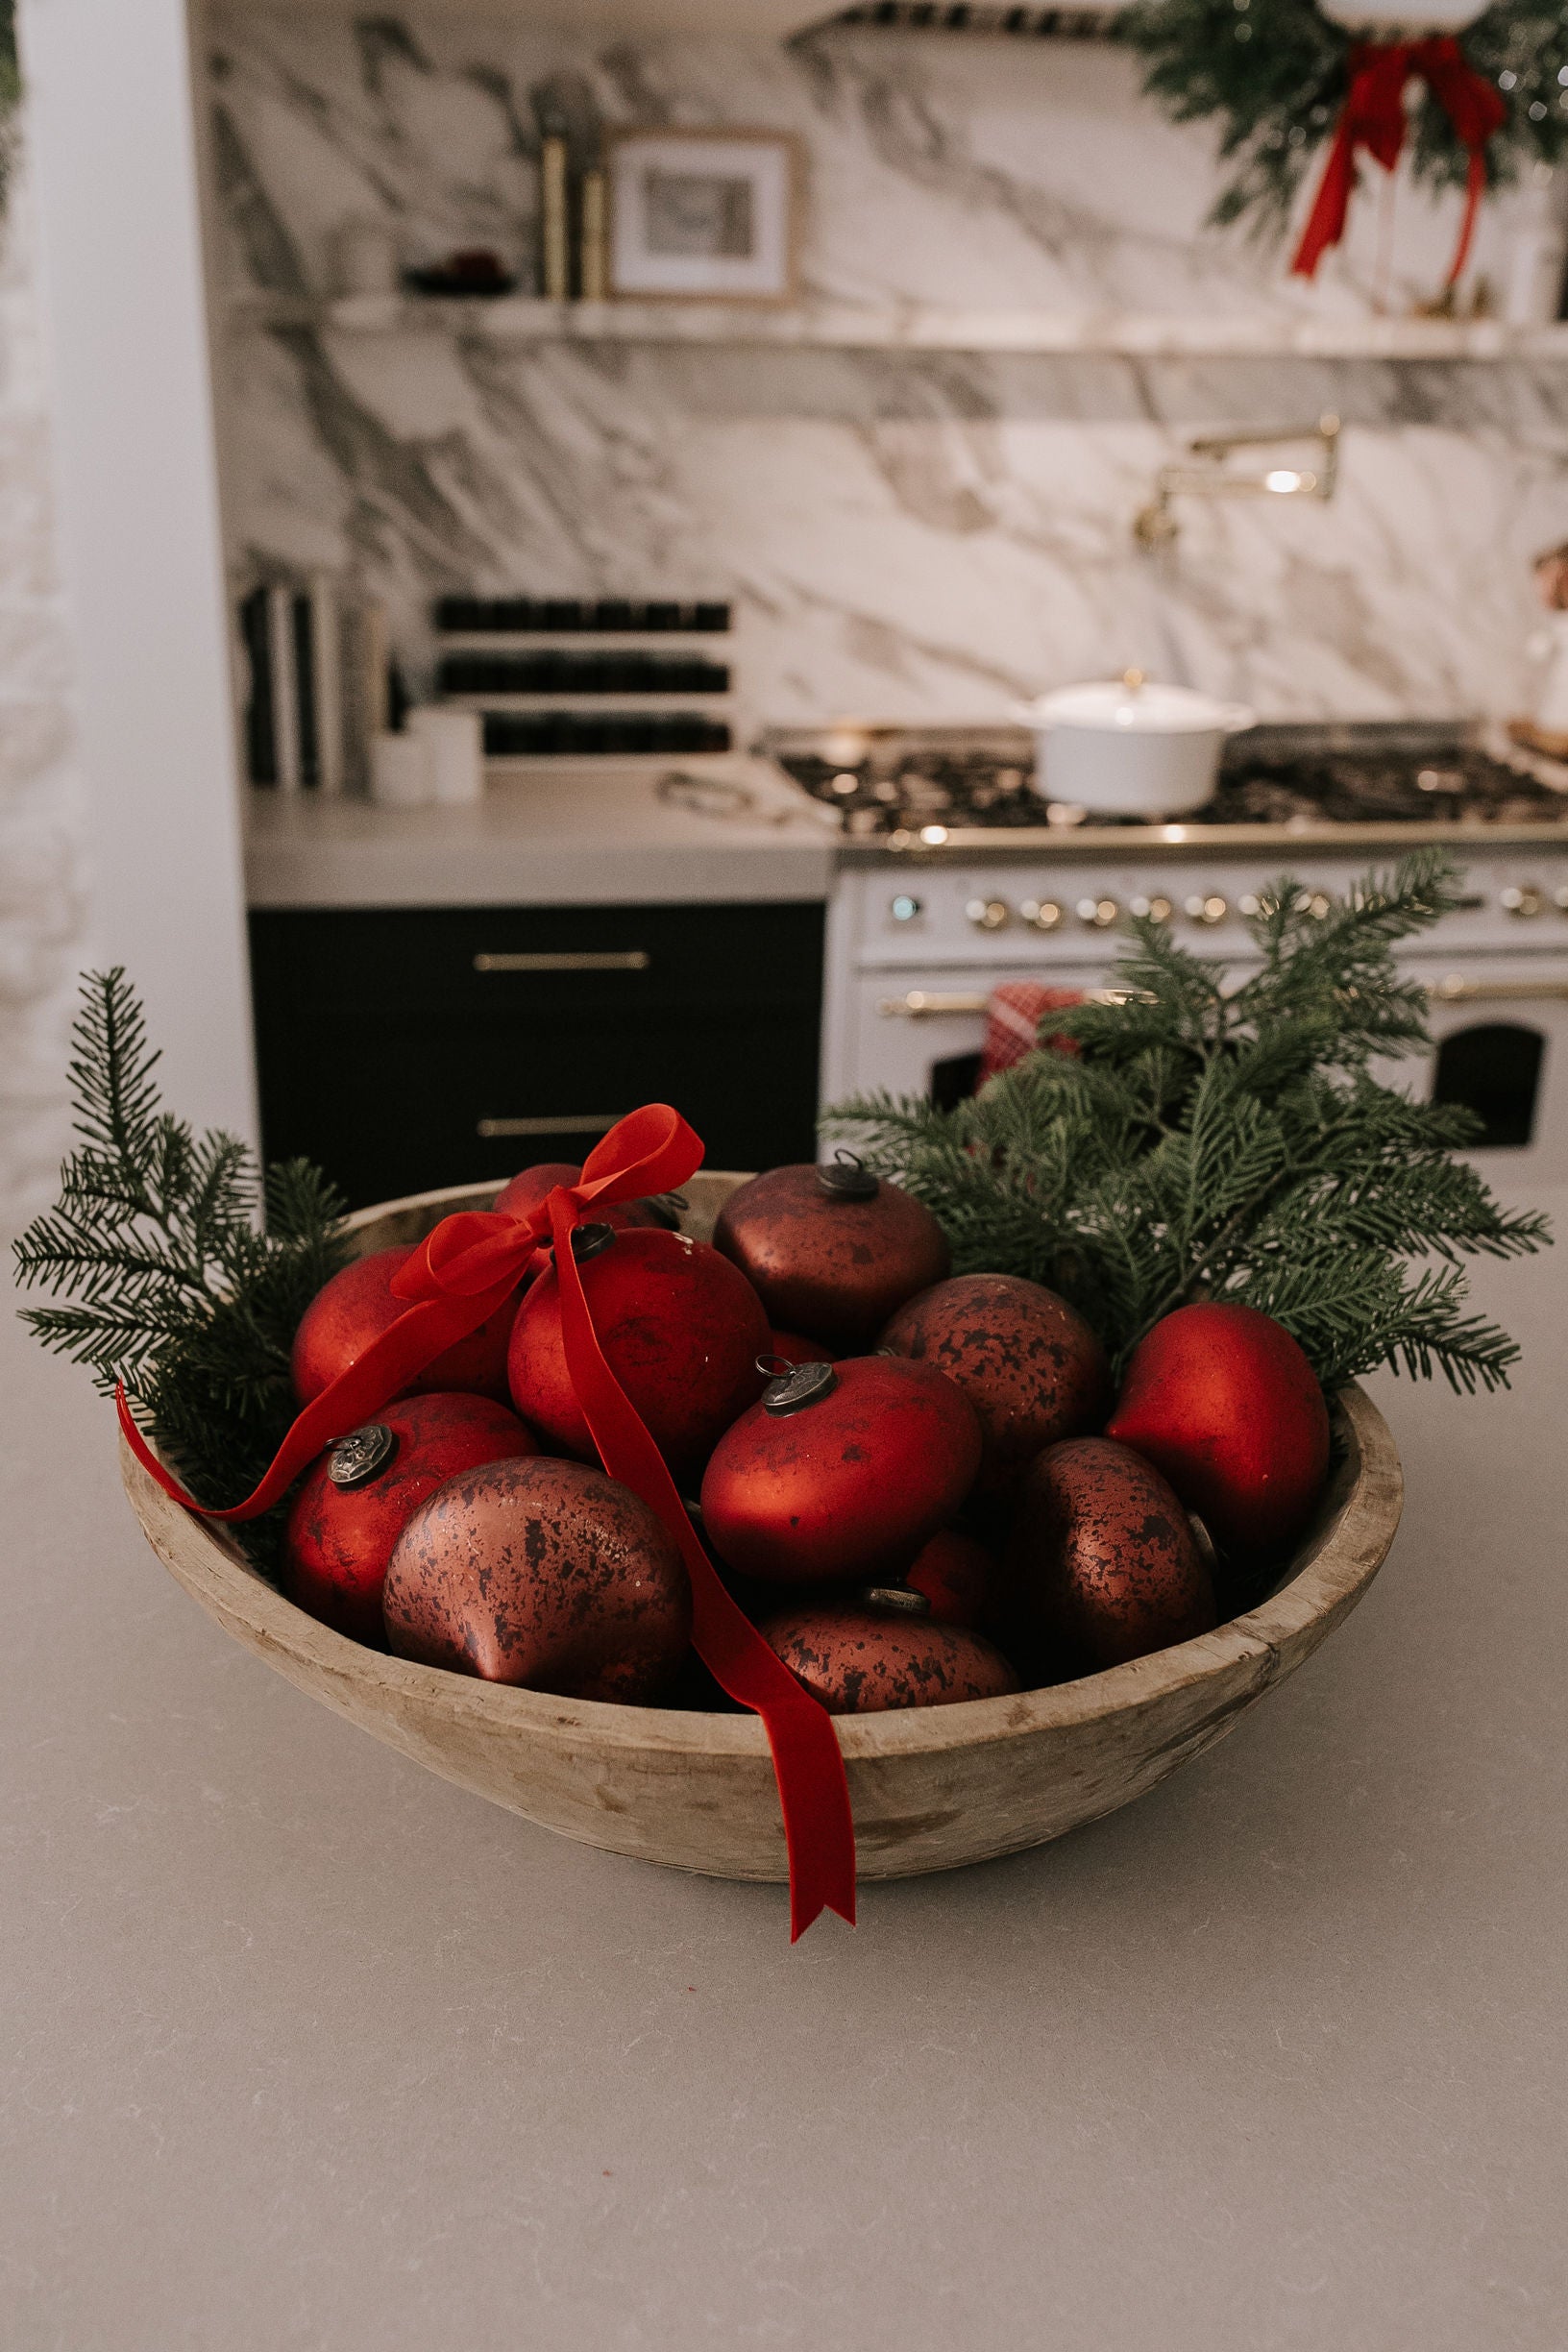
[17, 0, 256, 1143]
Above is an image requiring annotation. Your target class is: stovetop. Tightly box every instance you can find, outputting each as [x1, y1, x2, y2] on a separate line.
[762, 720, 1568, 848]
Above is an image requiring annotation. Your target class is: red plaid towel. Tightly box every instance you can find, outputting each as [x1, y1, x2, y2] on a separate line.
[979, 981, 1085, 1084]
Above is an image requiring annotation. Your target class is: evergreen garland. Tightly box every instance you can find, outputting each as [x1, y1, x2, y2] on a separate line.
[12, 970, 349, 1558]
[1119, 0, 1568, 238]
[825, 849, 1550, 1392]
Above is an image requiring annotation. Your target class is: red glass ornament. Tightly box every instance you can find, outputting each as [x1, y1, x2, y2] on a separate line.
[903, 1526, 994, 1627]
[767, 1328, 835, 1368]
[507, 1224, 770, 1486]
[700, 1356, 982, 1585]
[713, 1161, 949, 1350]
[282, 1391, 538, 1644]
[383, 1455, 692, 1702]
[879, 1271, 1110, 1492]
[1107, 1303, 1331, 1560]
[763, 1605, 1018, 1712]
[292, 1246, 523, 1407]
[1005, 1435, 1216, 1672]
[493, 1159, 675, 1230]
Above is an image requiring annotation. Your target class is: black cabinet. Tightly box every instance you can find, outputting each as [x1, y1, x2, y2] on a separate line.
[249, 901, 825, 1208]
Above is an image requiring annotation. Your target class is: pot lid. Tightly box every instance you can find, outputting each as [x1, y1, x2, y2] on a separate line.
[1017, 671, 1255, 736]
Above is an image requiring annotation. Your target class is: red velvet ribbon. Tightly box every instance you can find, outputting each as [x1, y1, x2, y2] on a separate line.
[1290, 37, 1507, 286]
[117, 1103, 857, 1940]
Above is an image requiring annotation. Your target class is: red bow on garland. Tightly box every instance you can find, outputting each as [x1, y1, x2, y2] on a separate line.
[117, 1103, 857, 1941]
[1291, 37, 1507, 286]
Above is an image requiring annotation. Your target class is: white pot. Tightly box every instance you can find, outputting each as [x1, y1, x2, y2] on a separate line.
[1014, 673, 1256, 817]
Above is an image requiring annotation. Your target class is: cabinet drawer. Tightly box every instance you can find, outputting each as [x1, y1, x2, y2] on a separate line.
[250, 903, 824, 1208]
[256, 903, 818, 1022]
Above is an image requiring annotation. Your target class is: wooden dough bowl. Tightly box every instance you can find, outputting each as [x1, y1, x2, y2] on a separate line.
[121, 1172, 1404, 1886]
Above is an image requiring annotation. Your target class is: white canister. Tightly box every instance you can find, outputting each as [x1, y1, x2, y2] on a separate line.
[369, 731, 434, 809]
[1013, 673, 1255, 817]
[407, 705, 485, 805]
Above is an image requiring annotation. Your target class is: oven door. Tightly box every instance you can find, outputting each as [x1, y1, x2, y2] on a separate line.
[849, 954, 1568, 1186]
[843, 961, 1118, 1107]
[1395, 959, 1568, 1185]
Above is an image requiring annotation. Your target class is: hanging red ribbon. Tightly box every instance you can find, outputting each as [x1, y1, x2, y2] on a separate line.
[117, 1103, 857, 1940]
[1290, 37, 1507, 287]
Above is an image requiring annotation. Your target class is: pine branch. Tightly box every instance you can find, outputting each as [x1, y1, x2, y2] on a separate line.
[827, 855, 1550, 1394]
[13, 970, 351, 1564]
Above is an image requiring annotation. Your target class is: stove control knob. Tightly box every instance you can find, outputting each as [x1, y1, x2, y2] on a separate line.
[889, 894, 923, 922]
[966, 897, 1011, 932]
[1501, 885, 1545, 919]
[1305, 892, 1333, 920]
[1555, 886, 1568, 915]
[1019, 898, 1063, 932]
[1186, 894, 1229, 927]
[1076, 896, 1120, 929]
[1129, 894, 1173, 924]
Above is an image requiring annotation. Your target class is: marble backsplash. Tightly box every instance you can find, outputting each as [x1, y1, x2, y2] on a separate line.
[208, 11, 1568, 733]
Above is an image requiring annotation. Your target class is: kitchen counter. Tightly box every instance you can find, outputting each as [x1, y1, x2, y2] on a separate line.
[244, 760, 840, 908]
[4, 1208, 1566, 2352]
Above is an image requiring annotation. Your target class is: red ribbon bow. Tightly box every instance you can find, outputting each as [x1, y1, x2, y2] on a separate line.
[1291, 37, 1507, 287]
[117, 1104, 857, 1940]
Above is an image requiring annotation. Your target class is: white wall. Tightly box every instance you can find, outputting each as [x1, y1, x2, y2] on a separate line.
[18, 0, 256, 1152]
[0, 143, 87, 1232]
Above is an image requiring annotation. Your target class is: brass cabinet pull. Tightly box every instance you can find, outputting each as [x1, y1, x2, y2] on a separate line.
[473, 951, 650, 973]
[477, 1114, 623, 1139]
[1428, 976, 1568, 1005]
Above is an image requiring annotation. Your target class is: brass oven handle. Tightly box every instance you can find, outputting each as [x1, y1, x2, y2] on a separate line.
[876, 989, 1135, 1019]
[477, 1114, 624, 1139]
[1428, 977, 1568, 1004]
[876, 992, 992, 1018]
[474, 951, 650, 973]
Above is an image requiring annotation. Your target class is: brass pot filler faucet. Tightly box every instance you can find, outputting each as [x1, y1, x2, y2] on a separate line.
[1134, 413, 1341, 547]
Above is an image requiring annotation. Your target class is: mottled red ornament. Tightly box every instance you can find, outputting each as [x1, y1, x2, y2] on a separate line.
[1107, 1303, 1331, 1560]
[382, 1455, 691, 1702]
[713, 1159, 949, 1351]
[282, 1392, 538, 1644]
[763, 1605, 1018, 1712]
[879, 1271, 1110, 1492]
[699, 1356, 982, 1585]
[1006, 1435, 1216, 1672]
[902, 1526, 994, 1627]
[506, 1224, 770, 1485]
[492, 1159, 677, 1231]
[291, 1246, 522, 1407]
[768, 1328, 835, 1368]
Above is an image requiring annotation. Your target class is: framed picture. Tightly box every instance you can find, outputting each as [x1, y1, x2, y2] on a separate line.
[606, 129, 799, 304]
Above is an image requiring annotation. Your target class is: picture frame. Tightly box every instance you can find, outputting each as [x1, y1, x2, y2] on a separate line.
[605, 129, 800, 305]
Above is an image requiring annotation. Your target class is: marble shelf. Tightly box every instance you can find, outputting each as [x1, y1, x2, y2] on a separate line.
[229, 289, 1568, 362]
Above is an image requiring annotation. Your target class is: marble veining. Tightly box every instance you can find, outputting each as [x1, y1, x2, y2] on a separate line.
[209, 11, 1568, 733]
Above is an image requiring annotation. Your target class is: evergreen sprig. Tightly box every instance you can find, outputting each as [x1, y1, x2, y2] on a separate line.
[13, 971, 349, 1543]
[825, 849, 1549, 1393]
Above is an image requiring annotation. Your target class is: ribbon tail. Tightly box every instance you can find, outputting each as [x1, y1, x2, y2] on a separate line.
[1445, 146, 1487, 287]
[115, 1275, 521, 1521]
[1291, 117, 1359, 280]
[546, 1191, 857, 1935]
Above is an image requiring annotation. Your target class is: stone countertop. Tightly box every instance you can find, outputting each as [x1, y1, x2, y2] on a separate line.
[4, 1204, 1566, 2352]
[243, 761, 841, 909]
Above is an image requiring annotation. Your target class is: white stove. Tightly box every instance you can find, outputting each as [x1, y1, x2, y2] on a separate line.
[802, 725, 1568, 1180]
